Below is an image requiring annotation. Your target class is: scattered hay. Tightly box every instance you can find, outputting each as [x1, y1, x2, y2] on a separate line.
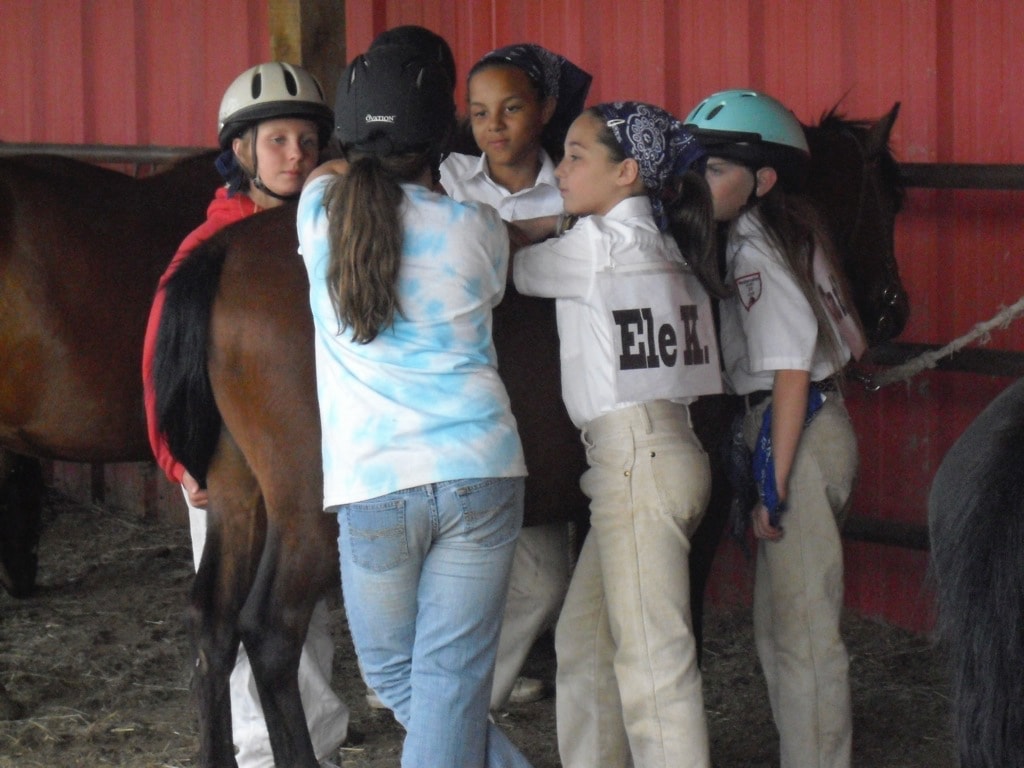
[0, 492, 955, 767]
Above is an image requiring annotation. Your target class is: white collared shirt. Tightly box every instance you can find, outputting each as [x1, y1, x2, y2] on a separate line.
[514, 196, 720, 427]
[440, 150, 563, 220]
[719, 210, 854, 395]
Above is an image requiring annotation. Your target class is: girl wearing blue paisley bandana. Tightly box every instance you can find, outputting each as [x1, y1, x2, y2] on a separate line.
[513, 102, 729, 768]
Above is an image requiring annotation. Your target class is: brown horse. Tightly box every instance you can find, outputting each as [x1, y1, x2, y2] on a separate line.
[155, 106, 904, 767]
[0, 151, 222, 597]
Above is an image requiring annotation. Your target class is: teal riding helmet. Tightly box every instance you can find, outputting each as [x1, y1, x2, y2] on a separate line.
[684, 89, 810, 191]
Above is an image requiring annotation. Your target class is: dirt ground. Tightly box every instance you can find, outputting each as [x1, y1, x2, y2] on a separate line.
[0, 491, 955, 768]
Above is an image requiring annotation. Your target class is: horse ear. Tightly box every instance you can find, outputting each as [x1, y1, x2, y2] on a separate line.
[866, 102, 901, 156]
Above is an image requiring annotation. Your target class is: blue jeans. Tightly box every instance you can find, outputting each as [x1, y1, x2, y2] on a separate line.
[335, 477, 533, 768]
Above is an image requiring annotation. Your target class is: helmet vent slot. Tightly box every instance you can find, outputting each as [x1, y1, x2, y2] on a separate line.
[283, 69, 298, 96]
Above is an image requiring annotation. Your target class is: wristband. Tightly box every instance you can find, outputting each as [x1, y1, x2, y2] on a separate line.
[556, 213, 578, 236]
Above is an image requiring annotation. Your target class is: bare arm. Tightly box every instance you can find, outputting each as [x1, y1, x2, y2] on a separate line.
[304, 158, 350, 188]
[508, 215, 560, 246]
[505, 215, 560, 287]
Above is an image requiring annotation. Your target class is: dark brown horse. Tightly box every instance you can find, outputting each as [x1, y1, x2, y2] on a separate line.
[155, 106, 904, 767]
[804, 104, 907, 346]
[929, 377, 1024, 768]
[0, 151, 222, 597]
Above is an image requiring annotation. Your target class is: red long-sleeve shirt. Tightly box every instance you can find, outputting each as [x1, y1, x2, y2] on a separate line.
[142, 187, 258, 483]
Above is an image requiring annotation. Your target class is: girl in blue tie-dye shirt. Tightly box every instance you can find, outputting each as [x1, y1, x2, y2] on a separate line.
[297, 45, 531, 768]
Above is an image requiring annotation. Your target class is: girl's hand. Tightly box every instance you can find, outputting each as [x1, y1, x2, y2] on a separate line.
[304, 158, 350, 187]
[182, 470, 209, 510]
[751, 502, 783, 541]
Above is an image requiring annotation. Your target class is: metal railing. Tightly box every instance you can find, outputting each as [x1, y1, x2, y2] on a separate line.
[5, 144, 1022, 547]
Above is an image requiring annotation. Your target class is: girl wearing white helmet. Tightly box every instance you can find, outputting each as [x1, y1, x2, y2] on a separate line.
[686, 89, 866, 768]
[298, 44, 533, 768]
[142, 62, 353, 768]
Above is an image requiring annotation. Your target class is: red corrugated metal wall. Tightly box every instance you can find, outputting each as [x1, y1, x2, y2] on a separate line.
[346, 1, 1024, 633]
[0, 0, 271, 147]
[3, 1, 1023, 632]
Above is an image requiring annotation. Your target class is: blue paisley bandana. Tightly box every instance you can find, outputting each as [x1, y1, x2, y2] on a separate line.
[474, 43, 592, 155]
[594, 101, 706, 229]
[752, 388, 826, 527]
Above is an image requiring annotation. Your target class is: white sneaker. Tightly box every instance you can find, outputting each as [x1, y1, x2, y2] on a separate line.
[507, 675, 547, 704]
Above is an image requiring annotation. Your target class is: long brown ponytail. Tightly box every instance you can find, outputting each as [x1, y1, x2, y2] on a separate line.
[664, 171, 732, 300]
[323, 150, 431, 343]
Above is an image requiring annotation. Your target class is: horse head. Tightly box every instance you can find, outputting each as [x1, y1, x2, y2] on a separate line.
[804, 103, 909, 346]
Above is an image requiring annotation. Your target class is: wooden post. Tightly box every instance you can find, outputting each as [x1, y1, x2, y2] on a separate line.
[268, 0, 347, 108]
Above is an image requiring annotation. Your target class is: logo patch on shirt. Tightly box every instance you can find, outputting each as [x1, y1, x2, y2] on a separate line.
[736, 271, 762, 310]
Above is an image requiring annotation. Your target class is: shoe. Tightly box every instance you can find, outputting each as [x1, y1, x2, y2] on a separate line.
[365, 687, 386, 710]
[507, 675, 547, 705]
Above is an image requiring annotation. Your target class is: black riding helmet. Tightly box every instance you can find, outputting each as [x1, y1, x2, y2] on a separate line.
[334, 44, 455, 160]
[367, 25, 457, 86]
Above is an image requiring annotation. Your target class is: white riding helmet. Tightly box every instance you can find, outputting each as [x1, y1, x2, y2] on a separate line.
[217, 62, 334, 149]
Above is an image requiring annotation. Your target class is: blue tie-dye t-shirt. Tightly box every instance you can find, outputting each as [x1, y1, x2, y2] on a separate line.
[297, 175, 527, 507]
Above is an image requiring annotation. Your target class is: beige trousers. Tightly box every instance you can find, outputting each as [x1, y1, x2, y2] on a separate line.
[744, 395, 857, 768]
[556, 401, 711, 768]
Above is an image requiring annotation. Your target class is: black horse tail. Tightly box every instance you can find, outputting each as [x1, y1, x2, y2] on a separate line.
[928, 377, 1024, 768]
[153, 235, 229, 487]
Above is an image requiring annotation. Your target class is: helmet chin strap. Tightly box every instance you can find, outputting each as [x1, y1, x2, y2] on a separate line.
[248, 124, 301, 202]
[251, 175, 300, 202]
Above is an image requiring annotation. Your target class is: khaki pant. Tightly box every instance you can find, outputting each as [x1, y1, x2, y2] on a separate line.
[744, 396, 856, 768]
[491, 522, 570, 708]
[556, 401, 711, 768]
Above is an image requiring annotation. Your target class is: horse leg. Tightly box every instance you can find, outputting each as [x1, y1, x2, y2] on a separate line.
[189, 430, 266, 768]
[0, 451, 43, 598]
[235, 483, 335, 768]
[689, 394, 743, 665]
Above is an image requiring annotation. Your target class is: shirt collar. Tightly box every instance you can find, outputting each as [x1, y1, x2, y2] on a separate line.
[603, 195, 656, 224]
[459, 150, 558, 194]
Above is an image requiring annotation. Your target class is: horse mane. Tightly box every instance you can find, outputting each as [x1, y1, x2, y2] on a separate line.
[810, 104, 907, 213]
